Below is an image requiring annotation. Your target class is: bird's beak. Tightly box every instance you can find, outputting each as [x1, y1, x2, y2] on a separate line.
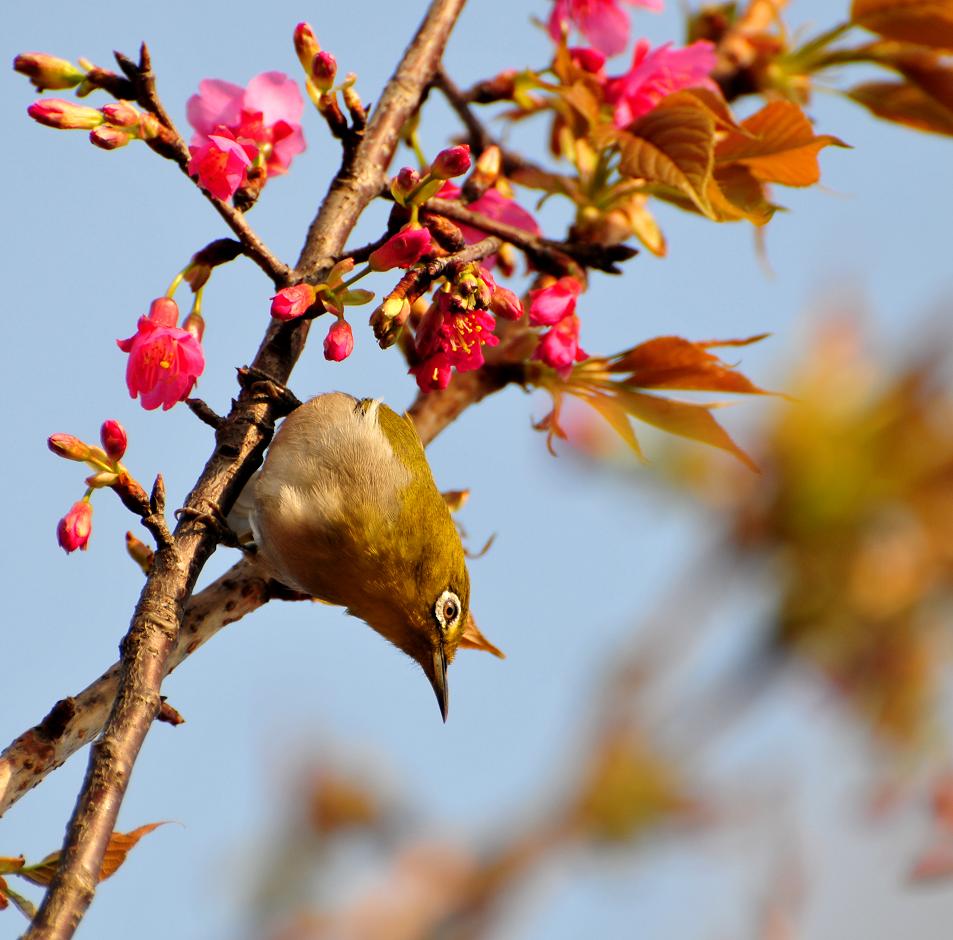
[429, 645, 449, 723]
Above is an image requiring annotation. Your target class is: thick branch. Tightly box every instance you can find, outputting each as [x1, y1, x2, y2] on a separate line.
[25, 4, 466, 938]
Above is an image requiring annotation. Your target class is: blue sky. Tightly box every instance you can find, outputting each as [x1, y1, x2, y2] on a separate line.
[4, 1, 953, 938]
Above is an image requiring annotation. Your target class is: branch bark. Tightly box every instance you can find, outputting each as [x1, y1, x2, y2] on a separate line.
[24, 3, 466, 937]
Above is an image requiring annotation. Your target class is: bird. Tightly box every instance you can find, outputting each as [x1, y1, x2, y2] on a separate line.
[234, 391, 503, 720]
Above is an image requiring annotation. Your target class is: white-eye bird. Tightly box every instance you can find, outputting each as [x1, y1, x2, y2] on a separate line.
[237, 392, 503, 719]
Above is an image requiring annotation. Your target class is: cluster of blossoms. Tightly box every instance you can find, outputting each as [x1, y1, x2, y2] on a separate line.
[411, 265, 523, 392]
[48, 420, 130, 553]
[186, 72, 305, 201]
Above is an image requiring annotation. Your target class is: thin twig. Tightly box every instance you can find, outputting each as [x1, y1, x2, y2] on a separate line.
[425, 198, 638, 276]
[433, 67, 494, 153]
[24, 3, 467, 938]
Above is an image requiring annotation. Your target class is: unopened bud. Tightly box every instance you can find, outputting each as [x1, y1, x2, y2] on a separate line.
[28, 98, 103, 130]
[368, 228, 432, 271]
[490, 285, 524, 320]
[183, 311, 205, 342]
[14, 53, 85, 92]
[294, 23, 321, 73]
[312, 51, 337, 93]
[271, 283, 317, 321]
[370, 295, 411, 347]
[323, 319, 354, 361]
[99, 420, 127, 462]
[126, 531, 155, 574]
[431, 144, 471, 180]
[48, 433, 91, 461]
[468, 145, 502, 195]
[569, 47, 607, 74]
[89, 124, 131, 150]
[57, 499, 92, 553]
[101, 100, 139, 127]
[391, 166, 420, 205]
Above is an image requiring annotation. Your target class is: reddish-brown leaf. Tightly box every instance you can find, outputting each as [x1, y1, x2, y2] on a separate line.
[716, 101, 847, 187]
[17, 822, 167, 887]
[614, 98, 717, 215]
[848, 79, 953, 134]
[708, 165, 778, 225]
[852, 0, 953, 51]
[578, 390, 647, 460]
[608, 335, 771, 395]
[611, 387, 758, 470]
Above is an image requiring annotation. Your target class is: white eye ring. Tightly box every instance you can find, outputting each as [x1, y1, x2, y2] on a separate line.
[434, 589, 461, 631]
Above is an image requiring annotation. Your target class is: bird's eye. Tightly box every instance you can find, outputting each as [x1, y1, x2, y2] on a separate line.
[434, 589, 461, 631]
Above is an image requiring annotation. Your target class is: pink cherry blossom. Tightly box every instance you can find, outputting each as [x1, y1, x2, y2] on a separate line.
[116, 297, 205, 411]
[324, 319, 354, 361]
[411, 294, 500, 392]
[186, 72, 306, 185]
[606, 39, 717, 127]
[534, 314, 588, 377]
[548, 0, 663, 58]
[57, 499, 92, 553]
[187, 127, 256, 201]
[369, 227, 432, 271]
[528, 277, 583, 326]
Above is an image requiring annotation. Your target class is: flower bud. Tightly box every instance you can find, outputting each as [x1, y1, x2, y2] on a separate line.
[148, 296, 180, 326]
[28, 98, 103, 130]
[430, 144, 471, 180]
[48, 433, 91, 461]
[368, 227, 432, 271]
[126, 530, 154, 574]
[323, 319, 354, 361]
[89, 124, 131, 150]
[100, 419, 127, 462]
[370, 295, 411, 348]
[294, 22, 321, 73]
[391, 166, 420, 205]
[569, 47, 607, 74]
[490, 286, 523, 320]
[14, 53, 85, 91]
[312, 51, 337, 93]
[57, 499, 93, 553]
[271, 284, 317, 321]
[101, 100, 139, 127]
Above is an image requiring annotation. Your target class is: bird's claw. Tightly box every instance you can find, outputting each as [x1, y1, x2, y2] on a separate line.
[237, 366, 302, 416]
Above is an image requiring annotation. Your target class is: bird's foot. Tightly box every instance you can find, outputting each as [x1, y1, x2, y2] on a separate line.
[237, 366, 302, 416]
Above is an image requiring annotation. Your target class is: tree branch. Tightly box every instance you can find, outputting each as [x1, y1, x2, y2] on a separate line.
[424, 198, 638, 276]
[0, 358, 520, 819]
[24, 3, 467, 937]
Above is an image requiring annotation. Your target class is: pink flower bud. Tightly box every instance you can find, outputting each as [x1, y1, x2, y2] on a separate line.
[48, 433, 91, 461]
[312, 51, 337, 92]
[101, 100, 139, 127]
[100, 420, 127, 462]
[28, 98, 103, 130]
[569, 47, 607, 74]
[490, 286, 523, 321]
[391, 166, 420, 205]
[57, 499, 92, 553]
[528, 276, 583, 326]
[431, 145, 471, 180]
[271, 284, 317, 321]
[14, 53, 84, 91]
[323, 319, 354, 361]
[294, 22, 321, 72]
[368, 227, 432, 271]
[89, 125, 131, 150]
